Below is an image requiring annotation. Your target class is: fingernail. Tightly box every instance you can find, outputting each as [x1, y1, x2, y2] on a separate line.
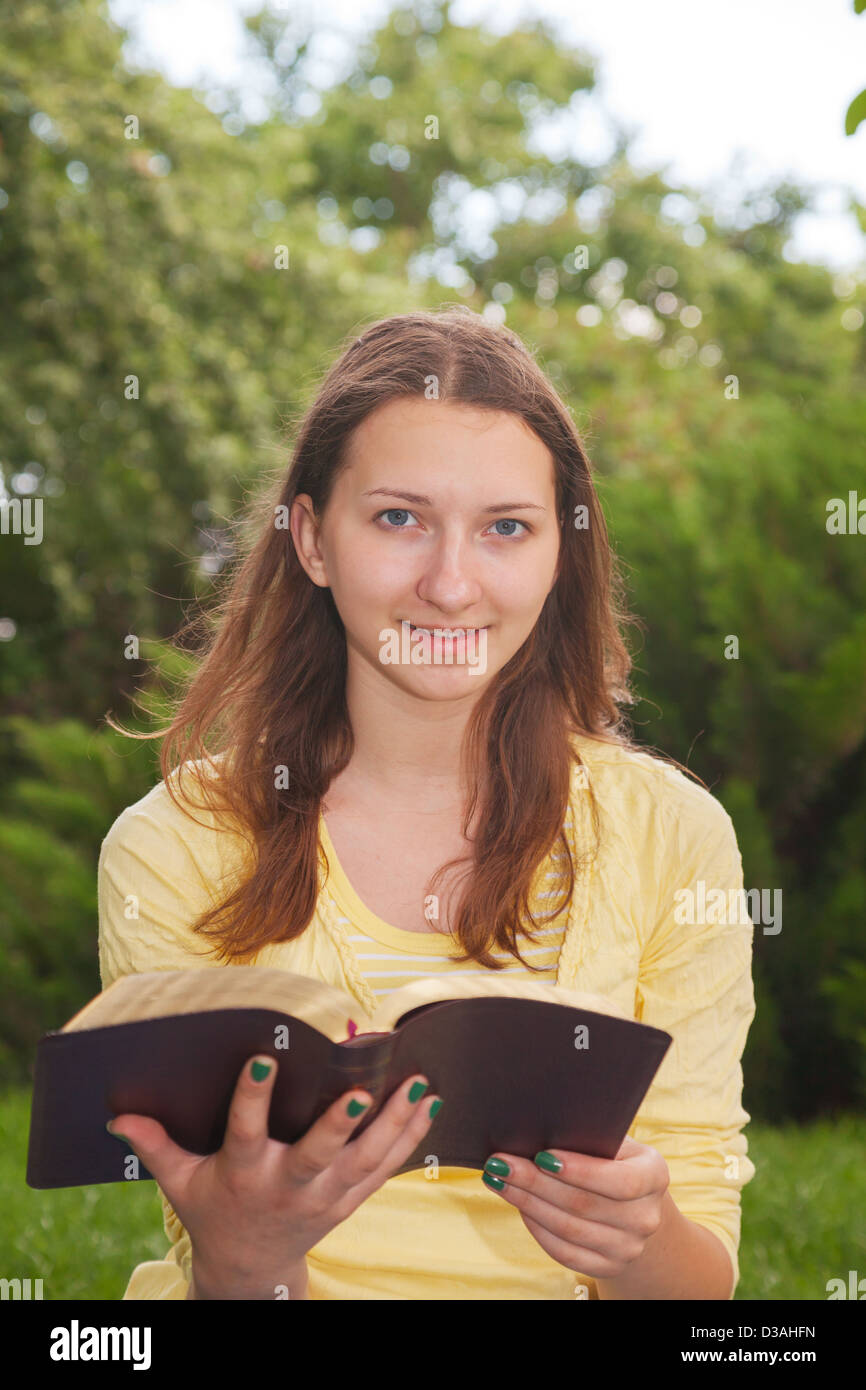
[106, 1122, 129, 1142]
[484, 1156, 510, 1177]
[346, 1097, 368, 1117]
[408, 1080, 429, 1103]
[482, 1171, 505, 1192]
[251, 1059, 272, 1082]
[534, 1150, 563, 1173]
[428, 1098, 443, 1118]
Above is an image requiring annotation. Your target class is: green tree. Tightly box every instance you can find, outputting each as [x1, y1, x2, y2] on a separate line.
[1, 0, 864, 1117]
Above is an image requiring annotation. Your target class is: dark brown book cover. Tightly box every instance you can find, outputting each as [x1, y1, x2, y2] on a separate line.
[27, 994, 672, 1189]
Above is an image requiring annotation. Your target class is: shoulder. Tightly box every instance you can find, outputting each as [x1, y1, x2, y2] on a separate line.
[568, 730, 738, 862]
[97, 755, 253, 987]
[99, 753, 248, 880]
[567, 734, 746, 966]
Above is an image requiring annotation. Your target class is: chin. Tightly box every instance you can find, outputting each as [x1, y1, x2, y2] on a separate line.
[389, 665, 495, 699]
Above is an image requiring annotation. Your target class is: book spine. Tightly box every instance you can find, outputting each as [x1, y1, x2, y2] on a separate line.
[329, 1033, 394, 1095]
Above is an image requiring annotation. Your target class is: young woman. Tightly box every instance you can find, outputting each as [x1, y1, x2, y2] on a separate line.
[98, 306, 756, 1301]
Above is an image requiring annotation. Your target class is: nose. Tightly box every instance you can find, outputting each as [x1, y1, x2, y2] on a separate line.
[414, 528, 484, 616]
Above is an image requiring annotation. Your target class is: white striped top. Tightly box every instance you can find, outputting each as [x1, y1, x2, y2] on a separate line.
[318, 815, 570, 993]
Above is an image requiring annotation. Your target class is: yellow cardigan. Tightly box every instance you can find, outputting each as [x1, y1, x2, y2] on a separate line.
[97, 733, 756, 1300]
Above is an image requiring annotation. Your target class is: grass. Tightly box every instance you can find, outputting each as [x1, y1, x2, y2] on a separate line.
[1, 1085, 863, 1300]
[737, 1112, 865, 1300]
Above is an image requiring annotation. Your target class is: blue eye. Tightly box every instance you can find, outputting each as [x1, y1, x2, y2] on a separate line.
[490, 518, 527, 538]
[375, 510, 528, 537]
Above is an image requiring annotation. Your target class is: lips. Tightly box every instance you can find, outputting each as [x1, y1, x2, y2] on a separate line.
[403, 621, 488, 636]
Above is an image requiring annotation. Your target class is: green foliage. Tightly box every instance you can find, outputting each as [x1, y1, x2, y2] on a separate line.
[847, 0, 866, 133]
[0, 712, 159, 1083]
[0, 0, 864, 1118]
[845, 88, 866, 137]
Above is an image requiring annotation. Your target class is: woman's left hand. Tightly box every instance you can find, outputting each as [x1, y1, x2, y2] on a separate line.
[480, 1136, 671, 1279]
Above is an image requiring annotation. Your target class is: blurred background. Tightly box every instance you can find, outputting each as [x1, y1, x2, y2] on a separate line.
[1, 0, 864, 1298]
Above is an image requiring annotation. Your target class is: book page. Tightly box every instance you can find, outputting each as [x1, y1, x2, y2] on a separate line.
[61, 966, 366, 1043]
[369, 973, 629, 1033]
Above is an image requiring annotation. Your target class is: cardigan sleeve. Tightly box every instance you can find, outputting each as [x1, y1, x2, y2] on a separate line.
[628, 773, 757, 1298]
[97, 789, 227, 1300]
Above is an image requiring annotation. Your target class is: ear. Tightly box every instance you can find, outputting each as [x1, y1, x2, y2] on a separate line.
[290, 494, 330, 588]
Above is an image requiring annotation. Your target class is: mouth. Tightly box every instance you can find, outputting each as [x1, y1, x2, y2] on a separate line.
[402, 621, 489, 637]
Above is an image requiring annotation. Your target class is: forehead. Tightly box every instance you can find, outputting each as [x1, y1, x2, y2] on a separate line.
[342, 398, 555, 483]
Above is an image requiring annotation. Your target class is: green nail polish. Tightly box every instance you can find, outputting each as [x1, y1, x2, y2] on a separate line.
[484, 1156, 510, 1177]
[482, 1170, 505, 1192]
[346, 1098, 368, 1117]
[251, 1059, 272, 1082]
[534, 1150, 563, 1173]
[428, 1098, 443, 1118]
[408, 1081, 429, 1103]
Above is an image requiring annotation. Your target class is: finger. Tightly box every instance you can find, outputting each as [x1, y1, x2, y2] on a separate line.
[333, 1074, 440, 1192]
[220, 1054, 281, 1170]
[614, 1136, 645, 1160]
[487, 1170, 645, 1259]
[482, 1154, 639, 1229]
[521, 1212, 630, 1280]
[278, 1081, 387, 1185]
[517, 1146, 660, 1202]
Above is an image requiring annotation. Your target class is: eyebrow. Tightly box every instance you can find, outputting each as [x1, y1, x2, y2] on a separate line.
[361, 488, 547, 514]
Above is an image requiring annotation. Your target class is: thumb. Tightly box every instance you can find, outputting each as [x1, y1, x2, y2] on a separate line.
[106, 1112, 193, 1185]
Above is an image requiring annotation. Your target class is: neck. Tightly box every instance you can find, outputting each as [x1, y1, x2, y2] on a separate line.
[338, 655, 488, 806]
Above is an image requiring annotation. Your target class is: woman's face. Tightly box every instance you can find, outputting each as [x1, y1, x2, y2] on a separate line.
[292, 397, 561, 701]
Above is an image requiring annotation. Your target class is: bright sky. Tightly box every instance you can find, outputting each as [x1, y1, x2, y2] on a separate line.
[108, 0, 866, 270]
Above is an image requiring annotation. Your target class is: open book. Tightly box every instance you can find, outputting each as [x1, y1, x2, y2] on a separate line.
[26, 966, 672, 1189]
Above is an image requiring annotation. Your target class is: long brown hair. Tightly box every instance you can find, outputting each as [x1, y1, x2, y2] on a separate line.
[109, 306, 651, 969]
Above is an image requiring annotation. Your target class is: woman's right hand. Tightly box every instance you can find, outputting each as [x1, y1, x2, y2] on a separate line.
[107, 1055, 442, 1300]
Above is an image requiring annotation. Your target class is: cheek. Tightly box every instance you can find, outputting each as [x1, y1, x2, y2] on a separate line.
[328, 526, 413, 605]
[494, 550, 558, 617]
